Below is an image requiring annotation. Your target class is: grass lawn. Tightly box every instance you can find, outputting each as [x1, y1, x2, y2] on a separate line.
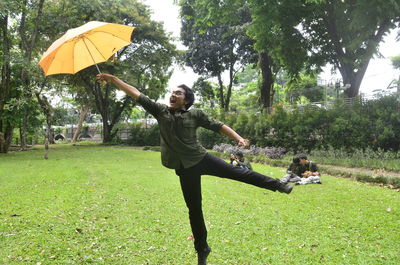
[0, 144, 399, 265]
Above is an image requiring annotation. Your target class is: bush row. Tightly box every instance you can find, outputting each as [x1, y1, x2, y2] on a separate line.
[125, 95, 400, 156]
[207, 95, 400, 153]
[212, 143, 286, 159]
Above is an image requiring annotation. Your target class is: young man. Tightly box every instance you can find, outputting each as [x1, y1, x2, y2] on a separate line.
[297, 154, 321, 185]
[281, 155, 321, 185]
[96, 73, 293, 265]
[280, 156, 302, 184]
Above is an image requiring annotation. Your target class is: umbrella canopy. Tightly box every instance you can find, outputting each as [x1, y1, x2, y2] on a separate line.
[38, 21, 135, 76]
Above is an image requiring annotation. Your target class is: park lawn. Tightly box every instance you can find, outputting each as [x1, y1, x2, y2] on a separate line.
[0, 145, 399, 265]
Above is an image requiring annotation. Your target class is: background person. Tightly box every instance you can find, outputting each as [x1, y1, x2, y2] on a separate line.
[297, 154, 321, 185]
[281, 155, 321, 185]
[231, 151, 253, 170]
[280, 157, 302, 184]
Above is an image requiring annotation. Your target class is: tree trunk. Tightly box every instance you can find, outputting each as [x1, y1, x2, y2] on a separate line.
[102, 121, 113, 143]
[18, 0, 46, 150]
[35, 92, 53, 158]
[223, 62, 235, 112]
[20, 110, 28, 150]
[217, 74, 225, 110]
[44, 122, 50, 160]
[340, 60, 370, 98]
[0, 15, 13, 154]
[259, 52, 274, 110]
[0, 123, 13, 153]
[71, 106, 89, 143]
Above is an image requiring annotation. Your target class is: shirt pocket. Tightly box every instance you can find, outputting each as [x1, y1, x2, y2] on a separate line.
[182, 120, 197, 141]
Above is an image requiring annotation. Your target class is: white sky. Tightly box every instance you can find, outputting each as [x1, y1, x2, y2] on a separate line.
[144, 0, 400, 97]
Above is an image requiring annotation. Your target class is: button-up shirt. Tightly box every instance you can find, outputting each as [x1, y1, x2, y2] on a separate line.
[137, 94, 224, 169]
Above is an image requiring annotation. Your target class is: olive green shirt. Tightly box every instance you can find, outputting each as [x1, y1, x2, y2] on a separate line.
[137, 94, 224, 169]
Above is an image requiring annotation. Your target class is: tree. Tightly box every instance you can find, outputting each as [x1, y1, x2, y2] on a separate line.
[40, 0, 177, 143]
[285, 74, 325, 104]
[179, 0, 257, 111]
[17, 0, 46, 150]
[251, 0, 400, 97]
[192, 77, 218, 109]
[0, 12, 13, 153]
[1, 0, 178, 153]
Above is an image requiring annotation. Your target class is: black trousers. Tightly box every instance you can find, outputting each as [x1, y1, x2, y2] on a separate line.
[175, 153, 284, 252]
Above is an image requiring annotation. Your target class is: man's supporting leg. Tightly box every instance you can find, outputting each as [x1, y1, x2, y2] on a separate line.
[176, 167, 209, 254]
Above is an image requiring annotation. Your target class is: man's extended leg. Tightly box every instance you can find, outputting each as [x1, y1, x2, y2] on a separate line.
[199, 153, 292, 193]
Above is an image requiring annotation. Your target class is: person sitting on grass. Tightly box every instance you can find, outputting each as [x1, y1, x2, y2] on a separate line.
[297, 154, 321, 185]
[96, 73, 294, 265]
[281, 154, 321, 185]
[230, 151, 252, 170]
[280, 156, 302, 184]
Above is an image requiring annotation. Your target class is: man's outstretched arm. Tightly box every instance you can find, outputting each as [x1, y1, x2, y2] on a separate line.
[219, 125, 249, 147]
[96, 73, 141, 100]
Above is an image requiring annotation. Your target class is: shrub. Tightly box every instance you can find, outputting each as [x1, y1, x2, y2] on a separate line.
[212, 143, 286, 159]
[127, 123, 160, 146]
[197, 127, 227, 149]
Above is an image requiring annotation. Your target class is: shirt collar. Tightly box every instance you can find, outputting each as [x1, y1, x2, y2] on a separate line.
[169, 107, 188, 114]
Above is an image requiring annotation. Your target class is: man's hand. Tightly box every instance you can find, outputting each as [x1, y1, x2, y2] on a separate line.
[95, 73, 141, 100]
[238, 138, 249, 147]
[96, 73, 116, 83]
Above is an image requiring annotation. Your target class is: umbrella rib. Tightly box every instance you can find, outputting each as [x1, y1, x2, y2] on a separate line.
[83, 36, 107, 61]
[82, 37, 103, 74]
[93, 30, 132, 40]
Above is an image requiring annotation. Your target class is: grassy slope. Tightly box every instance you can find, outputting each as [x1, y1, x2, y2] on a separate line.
[0, 145, 399, 264]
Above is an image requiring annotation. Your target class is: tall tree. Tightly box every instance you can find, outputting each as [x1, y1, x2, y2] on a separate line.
[250, 0, 400, 98]
[0, 13, 13, 153]
[39, 0, 177, 143]
[18, 0, 45, 150]
[179, 0, 257, 112]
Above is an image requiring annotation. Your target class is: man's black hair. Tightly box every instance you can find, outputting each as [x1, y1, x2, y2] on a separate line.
[235, 151, 244, 158]
[298, 154, 308, 160]
[178, 84, 195, 110]
[292, 157, 300, 164]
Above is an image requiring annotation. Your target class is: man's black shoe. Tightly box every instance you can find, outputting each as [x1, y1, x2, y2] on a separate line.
[197, 246, 211, 265]
[278, 184, 293, 194]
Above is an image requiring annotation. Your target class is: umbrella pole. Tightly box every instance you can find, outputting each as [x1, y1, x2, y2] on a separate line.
[82, 38, 102, 74]
[94, 63, 101, 74]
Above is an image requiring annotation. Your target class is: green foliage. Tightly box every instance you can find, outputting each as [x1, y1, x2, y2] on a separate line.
[179, 0, 257, 111]
[391, 55, 400, 69]
[127, 123, 160, 146]
[248, 0, 400, 97]
[218, 95, 400, 153]
[192, 77, 219, 109]
[197, 127, 227, 149]
[0, 145, 399, 264]
[285, 74, 325, 103]
[1, 0, 178, 147]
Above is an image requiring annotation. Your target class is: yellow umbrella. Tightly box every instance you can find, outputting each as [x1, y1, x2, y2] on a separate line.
[38, 21, 135, 76]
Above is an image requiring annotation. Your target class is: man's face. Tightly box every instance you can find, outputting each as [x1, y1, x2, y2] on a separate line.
[299, 158, 308, 165]
[169, 87, 188, 110]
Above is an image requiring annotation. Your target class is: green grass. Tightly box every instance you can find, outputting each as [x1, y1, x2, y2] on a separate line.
[1, 144, 399, 264]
